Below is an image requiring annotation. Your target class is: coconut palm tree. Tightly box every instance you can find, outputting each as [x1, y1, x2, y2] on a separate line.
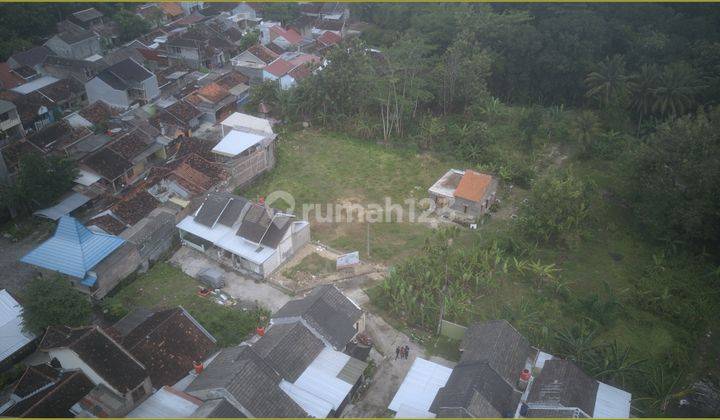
[629, 64, 660, 135]
[571, 110, 601, 154]
[652, 62, 704, 118]
[585, 55, 630, 108]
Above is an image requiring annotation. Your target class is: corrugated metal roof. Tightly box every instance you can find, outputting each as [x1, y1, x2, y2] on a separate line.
[388, 357, 452, 415]
[212, 130, 265, 157]
[127, 386, 201, 418]
[291, 347, 353, 410]
[21, 216, 125, 278]
[593, 382, 631, 418]
[280, 380, 334, 418]
[34, 192, 91, 221]
[0, 290, 36, 362]
[336, 355, 366, 385]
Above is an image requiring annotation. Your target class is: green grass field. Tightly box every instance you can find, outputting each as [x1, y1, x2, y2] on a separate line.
[239, 129, 473, 264]
[104, 263, 268, 347]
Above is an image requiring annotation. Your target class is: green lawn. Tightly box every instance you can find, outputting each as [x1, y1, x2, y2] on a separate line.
[238, 130, 473, 264]
[103, 263, 268, 347]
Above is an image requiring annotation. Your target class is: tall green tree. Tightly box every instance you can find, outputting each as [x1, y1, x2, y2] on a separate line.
[3, 154, 77, 213]
[115, 10, 151, 43]
[652, 62, 704, 118]
[585, 55, 630, 108]
[22, 277, 92, 334]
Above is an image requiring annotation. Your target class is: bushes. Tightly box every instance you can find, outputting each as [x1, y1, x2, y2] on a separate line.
[514, 168, 593, 246]
[21, 276, 92, 334]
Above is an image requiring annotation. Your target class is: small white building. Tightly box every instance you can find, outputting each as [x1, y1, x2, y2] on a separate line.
[388, 357, 453, 418]
[85, 58, 160, 109]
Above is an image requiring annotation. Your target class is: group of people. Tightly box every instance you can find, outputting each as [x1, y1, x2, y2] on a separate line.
[395, 345, 410, 360]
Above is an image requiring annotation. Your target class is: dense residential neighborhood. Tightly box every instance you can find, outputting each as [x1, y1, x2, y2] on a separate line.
[0, 1, 719, 419]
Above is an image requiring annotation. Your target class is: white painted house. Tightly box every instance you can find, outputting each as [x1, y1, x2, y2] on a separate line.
[85, 58, 160, 108]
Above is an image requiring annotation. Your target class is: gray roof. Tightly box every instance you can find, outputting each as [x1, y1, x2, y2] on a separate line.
[253, 322, 324, 381]
[186, 346, 308, 418]
[72, 8, 103, 22]
[111, 307, 153, 337]
[195, 193, 234, 227]
[273, 285, 362, 350]
[217, 196, 248, 227]
[0, 99, 15, 114]
[56, 28, 97, 44]
[460, 320, 535, 384]
[526, 359, 599, 417]
[431, 361, 523, 418]
[9, 46, 52, 68]
[192, 398, 246, 418]
[97, 58, 153, 91]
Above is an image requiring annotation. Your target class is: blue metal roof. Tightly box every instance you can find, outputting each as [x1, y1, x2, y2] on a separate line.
[21, 216, 125, 279]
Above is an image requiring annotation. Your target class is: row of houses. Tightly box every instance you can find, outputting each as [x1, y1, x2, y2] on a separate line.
[388, 320, 632, 419]
[0, 282, 369, 419]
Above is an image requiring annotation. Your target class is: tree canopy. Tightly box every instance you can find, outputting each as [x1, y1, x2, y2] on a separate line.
[21, 277, 92, 335]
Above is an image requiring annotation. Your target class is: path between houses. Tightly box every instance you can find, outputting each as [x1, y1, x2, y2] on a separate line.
[171, 246, 455, 417]
[0, 232, 47, 296]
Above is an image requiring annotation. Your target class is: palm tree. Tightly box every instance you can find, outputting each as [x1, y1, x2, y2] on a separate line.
[652, 62, 704, 118]
[629, 64, 660, 135]
[589, 341, 646, 387]
[571, 110, 600, 154]
[585, 55, 630, 108]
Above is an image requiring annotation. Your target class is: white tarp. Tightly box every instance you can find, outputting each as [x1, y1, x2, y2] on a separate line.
[336, 251, 360, 269]
[211, 130, 265, 157]
[0, 290, 36, 362]
[593, 381, 632, 418]
[388, 357, 452, 417]
[34, 192, 91, 220]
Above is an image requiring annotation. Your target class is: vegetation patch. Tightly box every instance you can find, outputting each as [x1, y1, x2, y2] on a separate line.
[283, 253, 336, 281]
[103, 263, 268, 347]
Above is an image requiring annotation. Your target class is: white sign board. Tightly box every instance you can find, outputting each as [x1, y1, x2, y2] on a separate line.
[337, 251, 360, 269]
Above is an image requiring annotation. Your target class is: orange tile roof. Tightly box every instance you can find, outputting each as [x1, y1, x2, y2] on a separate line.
[196, 82, 229, 103]
[454, 170, 493, 202]
[173, 161, 213, 191]
[159, 2, 184, 18]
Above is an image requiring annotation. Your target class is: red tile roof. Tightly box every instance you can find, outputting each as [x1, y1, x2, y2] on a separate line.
[158, 2, 184, 18]
[454, 170, 493, 202]
[265, 58, 294, 77]
[317, 30, 342, 47]
[87, 214, 127, 235]
[0, 62, 23, 89]
[289, 65, 312, 81]
[247, 44, 279, 64]
[196, 82, 229, 103]
[112, 191, 158, 225]
[270, 26, 302, 44]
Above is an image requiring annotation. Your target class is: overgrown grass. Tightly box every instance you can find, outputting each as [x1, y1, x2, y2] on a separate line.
[283, 253, 336, 280]
[103, 263, 268, 347]
[238, 130, 473, 264]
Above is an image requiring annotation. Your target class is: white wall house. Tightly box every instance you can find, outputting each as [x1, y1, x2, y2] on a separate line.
[85, 58, 159, 108]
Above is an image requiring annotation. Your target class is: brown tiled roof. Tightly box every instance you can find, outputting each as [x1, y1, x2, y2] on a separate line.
[166, 136, 215, 161]
[266, 42, 285, 55]
[79, 101, 115, 126]
[270, 26, 302, 44]
[27, 120, 91, 152]
[117, 307, 216, 387]
[159, 2, 184, 17]
[454, 170, 493, 202]
[173, 161, 213, 191]
[2, 366, 94, 418]
[108, 129, 154, 161]
[315, 20, 343, 32]
[87, 214, 127, 235]
[289, 64, 312, 81]
[265, 58, 294, 77]
[247, 44, 278, 64]
[181, 153, 225, 184]
[38, 78, 84, 103]
[0, 90, 53, 125]
[39, 326, 147, 394]
[317, 30, 342, 47]
[111, 191, 158, 225]
[215, 71, 249, 90]
[165, 100, 202, 122]
[82, 148, 133, 181]
[196, 82, 229, 103]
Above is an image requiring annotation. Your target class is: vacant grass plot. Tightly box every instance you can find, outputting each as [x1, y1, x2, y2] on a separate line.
[239, 130, 473, 264]
[283, 252, 336, 280]
[103, 263, 268, 346]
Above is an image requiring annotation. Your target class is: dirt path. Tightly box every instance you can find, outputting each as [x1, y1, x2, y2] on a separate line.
[0, 232, 47, 296]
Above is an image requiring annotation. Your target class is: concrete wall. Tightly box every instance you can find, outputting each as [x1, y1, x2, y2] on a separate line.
[85, 77, 130, 108]
[140, 75, 160, 102]
[221, 141, 275, 191]
[93, 242, 142, 298]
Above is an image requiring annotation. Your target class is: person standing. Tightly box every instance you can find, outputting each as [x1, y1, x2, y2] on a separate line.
[395, 346, 400, 360]
[404, 345, 410, 359]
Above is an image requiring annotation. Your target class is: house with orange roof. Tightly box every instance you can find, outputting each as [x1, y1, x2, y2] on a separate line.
[428, 169, 498, 221]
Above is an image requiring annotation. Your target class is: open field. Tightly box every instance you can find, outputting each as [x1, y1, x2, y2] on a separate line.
[239, 129, 475, 264]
